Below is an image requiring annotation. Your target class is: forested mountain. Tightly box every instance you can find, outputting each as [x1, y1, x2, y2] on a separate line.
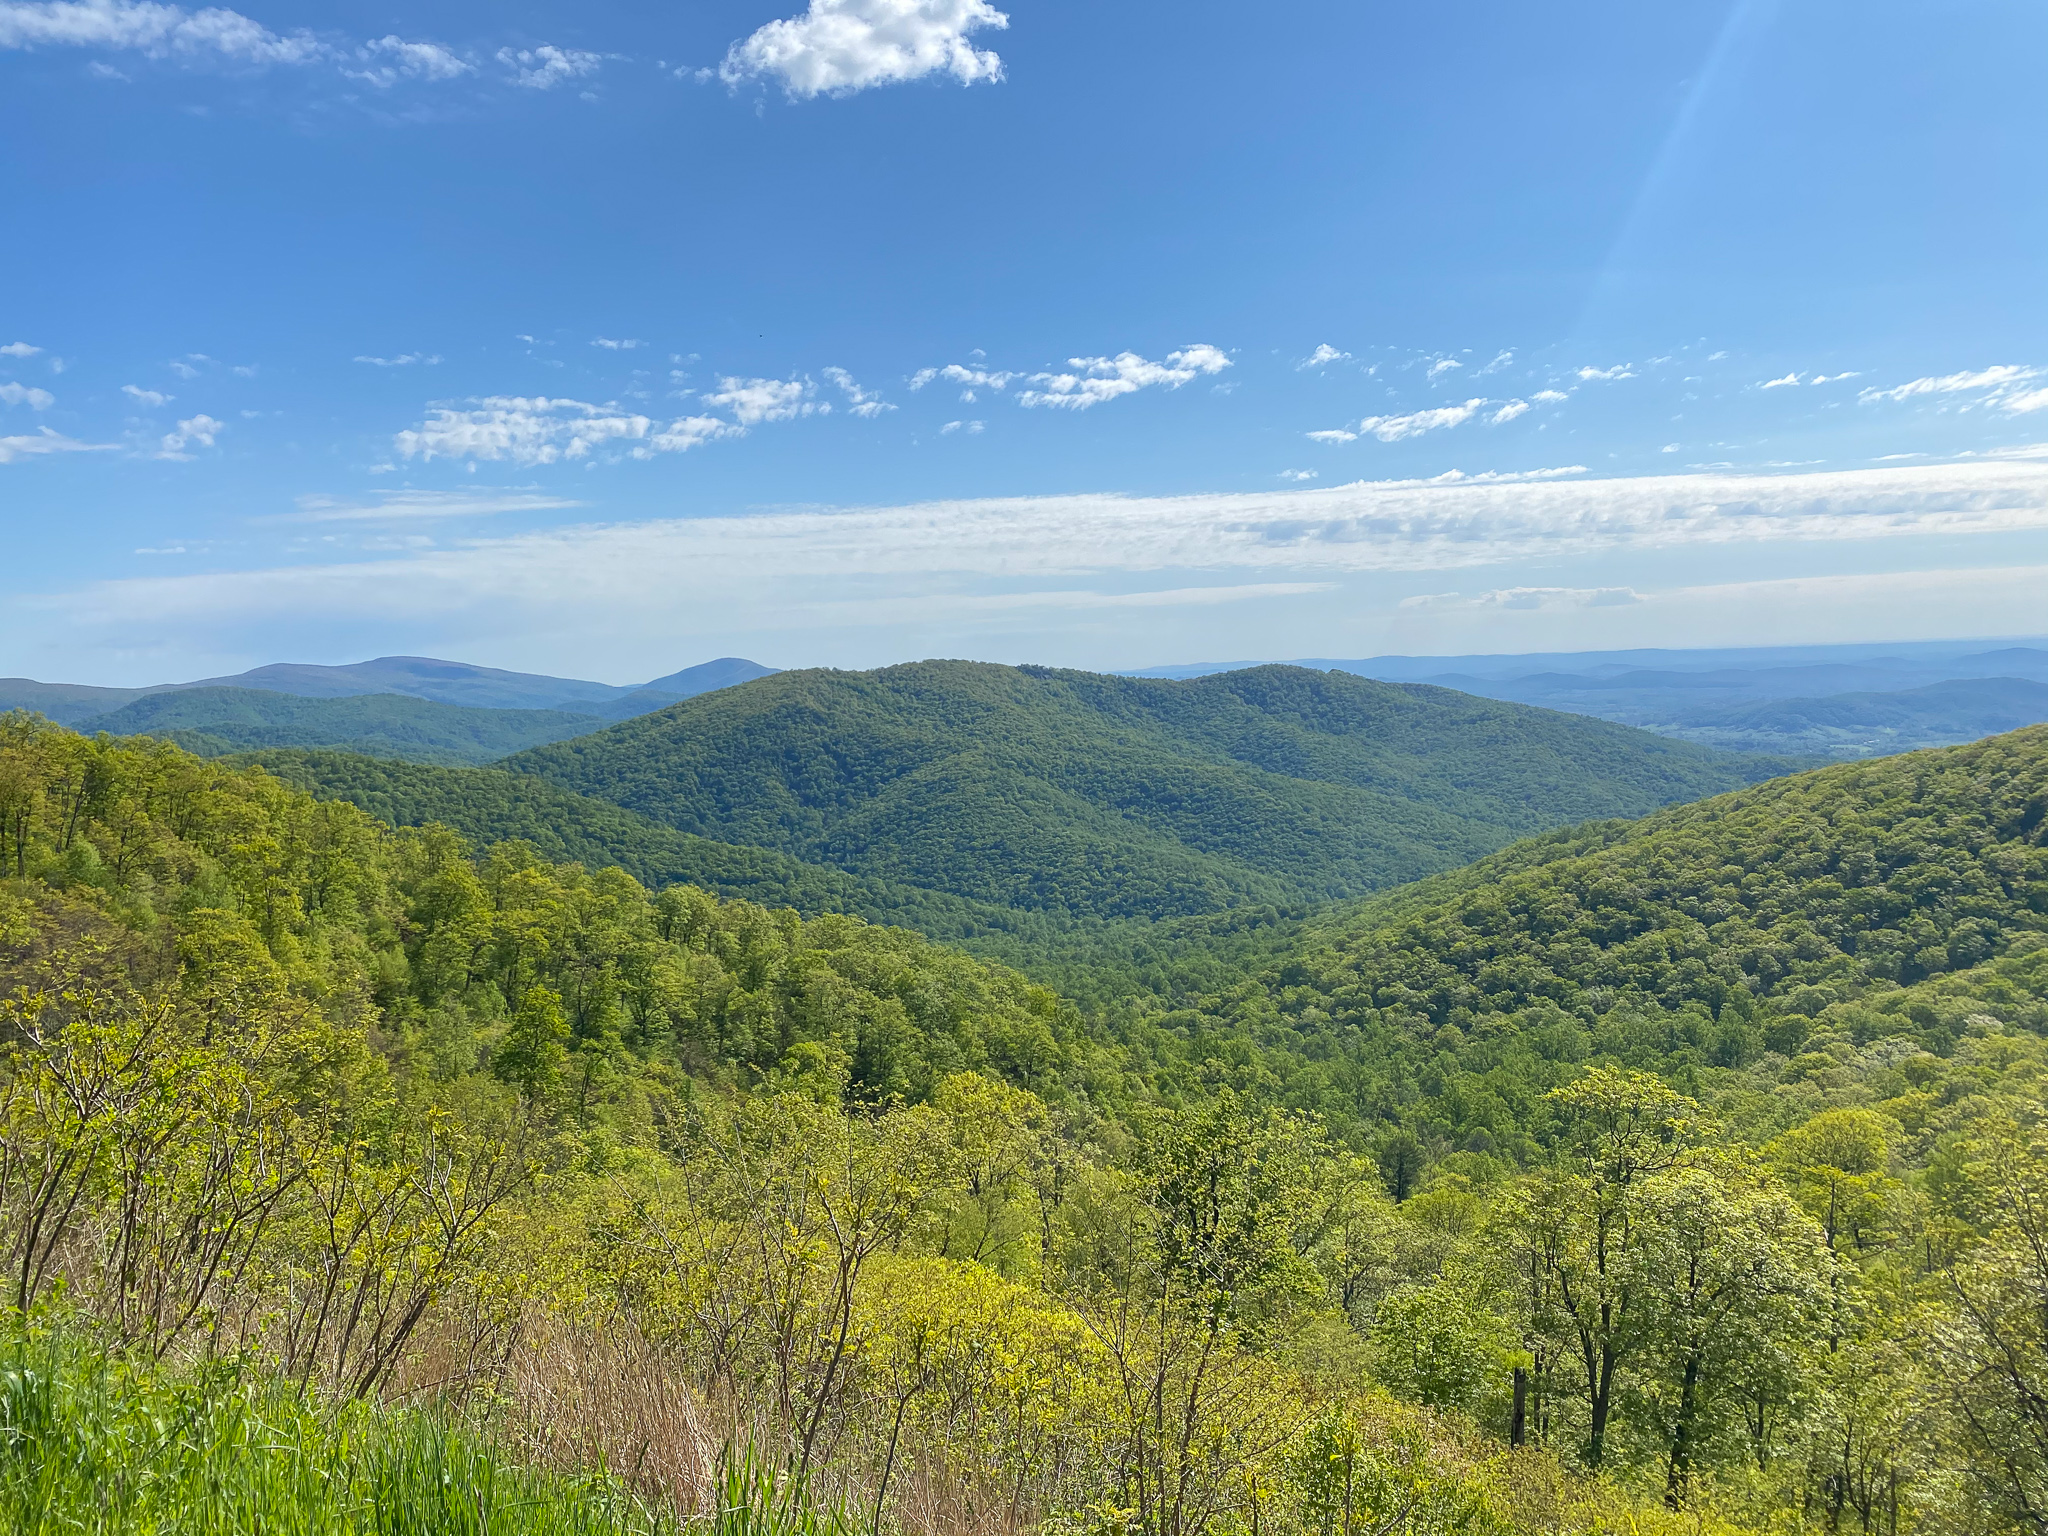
[76, 685, 605, 763]
[1123, 724, 2048, 1148]
[6, 712, 2048, 1536]
[502, 661, 1796, 919]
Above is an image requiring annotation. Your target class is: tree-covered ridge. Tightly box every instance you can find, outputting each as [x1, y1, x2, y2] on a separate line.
[1127, 726, 2048, 1155]
[0, 715, 1101, 1113]
[501, 660, 1797, 919]
[75, 684, 606, 764]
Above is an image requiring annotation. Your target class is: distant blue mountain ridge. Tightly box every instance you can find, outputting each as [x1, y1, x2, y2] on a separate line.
[0, 655, 780, 728]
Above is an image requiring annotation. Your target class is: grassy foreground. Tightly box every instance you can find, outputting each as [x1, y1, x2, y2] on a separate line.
[0, 1331, 694, 1536]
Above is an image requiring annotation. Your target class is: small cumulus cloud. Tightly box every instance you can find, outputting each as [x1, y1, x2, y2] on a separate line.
[158, 413, 224, 458]
[591, 337, 642, 351]
[719, 0, 1007, 98]
[121, 384, 171, 406]
[0, 382, 55, 409]
[1278, 469, 1318, 481]
[396, 396, 739, 465]
[346, 35, 469, 85]
[1576, 364, 1635, 382]
[939, 419, 983, 435]
[1488, 400, 1529, 425]
[1354, 399, 1485, 441]
[1298, 344, 1348, 369]
[1761, 372, 1800, 389]
[497, 44, 602, 89]
[0, 341, 40, 358]
[1015, 346, 1231, 410]
[1532, 389, 1569, 403]
[701, 375, 820, 425]
[1425, 358, 1462, 381]
[823, 366, 895, 417]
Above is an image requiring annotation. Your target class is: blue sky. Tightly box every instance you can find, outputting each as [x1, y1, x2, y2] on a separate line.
[4, 0, 2047, 685]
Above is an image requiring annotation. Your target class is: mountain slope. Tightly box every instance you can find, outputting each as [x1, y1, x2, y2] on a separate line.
[79, 688, 604, 765]
[1128, 724, 2048, 1147]
[501, 661, 1800, 920]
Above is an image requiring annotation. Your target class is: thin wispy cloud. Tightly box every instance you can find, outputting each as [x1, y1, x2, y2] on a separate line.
[823, 366, 895, 417]
[701, 376, 821, 424]
[498, 44, 601, 88]
[0, 428, 116, 464]
[42, 461, 2048, 644]
[1298, 344, 1348, 369]
[355, 353, 440, 367]
[0, 382, 55, 409]
[1859, 364, 2041, 409]
[120, 384, 171, 405]
[720, 0, 1008, 98]
[267, 490, 587, 524]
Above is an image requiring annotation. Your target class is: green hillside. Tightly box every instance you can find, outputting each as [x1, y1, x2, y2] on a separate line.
[1125, 723, 2048, 1150]
[79, 685, 603, 764]
[502, 661, 1799, 920]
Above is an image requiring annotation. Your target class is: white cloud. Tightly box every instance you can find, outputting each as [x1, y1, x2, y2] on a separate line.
[1761, 372, 1800, 388]
[1476, 350, 1513, 375]
[590, 337, 642, 350]
[496, 43, 601, 89]
[1487, 400, 1529, 425]
[720, 0, 1006, 98]
[268, 490, 586, 524]
[346, 34, 468, 85]
[1532, 389, 1569, 403]
[1859, 364, 2039, 407]
[394, 396, 741, 465]
[1426, 358, 1462, 380]
[939, 419, 983, 435]
[0, 0, 320, 62]
[1299, 344, 1348, 369]
[1015, 345, 1230, 410]
[823, 366, 895, 417]
[1352, 399, 1485, 442]
[120, 384, 170, 406]
[354, 353, 439, 367]
[0, 427, 116, 463]
[1305, 429, 1357, 444]
[1661, 443, 1680, 453]
[0, 382, 55, 409]
[701, 375, 819, 425]
[1810, 372, 1861, 385]
[910, 363, 1020, 396]
[1278, 469, 1317, 482]
[2005, 387, 2048, 415]
[56, 461, 2048, 655]
[0, 341, 40, 357]
[1402, 586, 1643, 612]
[158, 413, 223, 458]
[1576, 364, 1635, 382]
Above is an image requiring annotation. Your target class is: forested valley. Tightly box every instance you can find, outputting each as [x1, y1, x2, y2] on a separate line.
[2, 707, 2046, 1536]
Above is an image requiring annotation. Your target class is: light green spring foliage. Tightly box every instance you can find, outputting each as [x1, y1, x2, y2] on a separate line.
[6, 714, 2048, 1536]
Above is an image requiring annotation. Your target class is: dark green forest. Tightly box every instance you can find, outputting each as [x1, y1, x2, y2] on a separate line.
[2, 705, 2045, 1536]
[500, 662, 1798, 918]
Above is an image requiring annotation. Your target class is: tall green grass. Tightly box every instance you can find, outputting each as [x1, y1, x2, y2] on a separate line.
[0, 1330, 676, 1535]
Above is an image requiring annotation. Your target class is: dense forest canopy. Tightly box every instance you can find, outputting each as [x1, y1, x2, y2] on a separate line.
[2, 709, 2046, 1536]
[499, 662, 1798, 919]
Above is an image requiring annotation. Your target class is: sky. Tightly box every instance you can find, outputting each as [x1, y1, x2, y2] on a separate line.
[4, 0, 2047, 686]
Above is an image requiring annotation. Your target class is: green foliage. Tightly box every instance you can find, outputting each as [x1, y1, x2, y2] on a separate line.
[0, 1331, 673, 1534]
[498, 661, 1792, 921]
[80, 685, 605, 764]
[1119, 726, 2048, 1150]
